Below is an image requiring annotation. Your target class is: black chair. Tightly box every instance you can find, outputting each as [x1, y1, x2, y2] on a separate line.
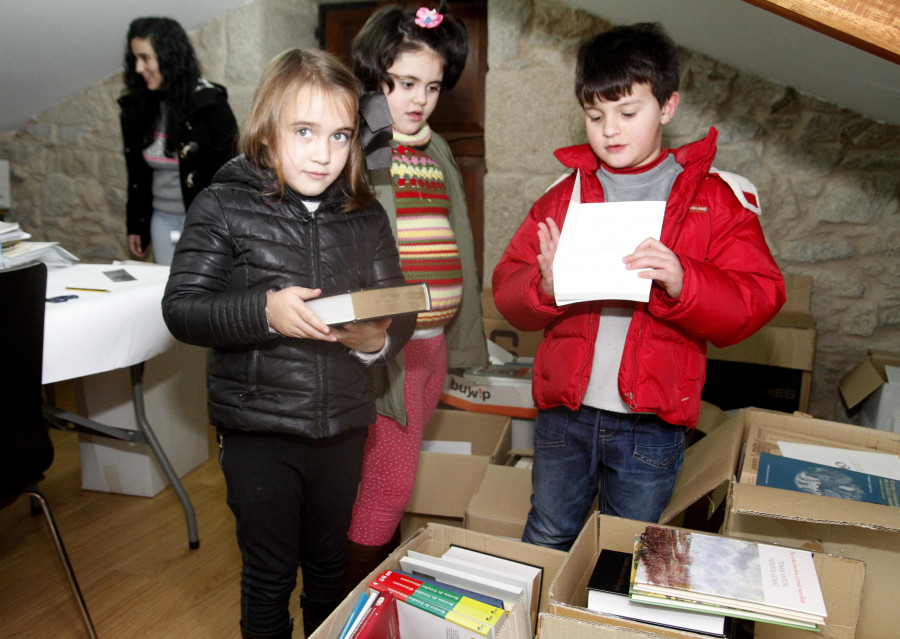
[0, 261, 98, 638]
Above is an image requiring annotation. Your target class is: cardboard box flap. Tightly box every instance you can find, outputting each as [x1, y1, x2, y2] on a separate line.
[728, 480, 900, 534]
[737, 407, 900, 450]
[659, 417, 743, 524]
[839, 351, 900, 409]
[780, 273, 814, 314]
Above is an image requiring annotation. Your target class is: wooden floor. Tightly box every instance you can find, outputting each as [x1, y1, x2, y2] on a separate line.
[0, 406, 304, 638]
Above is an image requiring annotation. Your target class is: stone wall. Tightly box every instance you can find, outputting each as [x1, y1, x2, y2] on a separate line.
[0, 0, 318, 262]
[2, 0, 898, 423]
[485, 0, 900, 423]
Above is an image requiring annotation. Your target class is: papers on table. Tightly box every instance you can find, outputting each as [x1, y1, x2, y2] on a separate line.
[2, 241, 78, 269]
[553, 171, 665, 305]
[0, 220, 30, 246]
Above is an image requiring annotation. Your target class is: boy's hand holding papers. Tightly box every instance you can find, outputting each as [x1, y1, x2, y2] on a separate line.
[552, 171, 666, 305]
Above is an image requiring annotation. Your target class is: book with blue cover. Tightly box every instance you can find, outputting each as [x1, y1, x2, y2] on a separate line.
[756, 452, 900, 507]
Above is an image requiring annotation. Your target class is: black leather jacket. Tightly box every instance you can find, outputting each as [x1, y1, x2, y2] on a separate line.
[162, 156, 415, 439]
[119, 80, 238, 250]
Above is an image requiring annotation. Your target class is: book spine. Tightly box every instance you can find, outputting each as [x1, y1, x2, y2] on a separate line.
[379, 571, 504, 626]
[352, 593, 400, 639]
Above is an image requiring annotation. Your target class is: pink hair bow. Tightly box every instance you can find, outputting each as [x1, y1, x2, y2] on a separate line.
[415, 7, 443, 29]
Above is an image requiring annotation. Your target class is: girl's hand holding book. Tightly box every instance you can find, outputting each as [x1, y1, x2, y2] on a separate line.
[265, 287, 335, 341]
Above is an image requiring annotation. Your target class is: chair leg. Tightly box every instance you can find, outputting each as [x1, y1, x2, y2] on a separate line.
[25, 487, 99, 639]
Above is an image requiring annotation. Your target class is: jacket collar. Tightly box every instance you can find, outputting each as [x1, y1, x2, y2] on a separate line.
[553, 127, 719, 176]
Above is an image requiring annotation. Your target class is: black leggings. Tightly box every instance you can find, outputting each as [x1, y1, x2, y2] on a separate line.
[218, 427, 367, 634]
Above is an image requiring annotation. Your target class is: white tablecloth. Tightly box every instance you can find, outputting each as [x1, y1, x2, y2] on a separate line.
[43, 263, 176, 384]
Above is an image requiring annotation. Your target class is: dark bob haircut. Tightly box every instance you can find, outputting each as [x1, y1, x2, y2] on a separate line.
[576, 22, 679, 108]
[352, 2, 468, 93]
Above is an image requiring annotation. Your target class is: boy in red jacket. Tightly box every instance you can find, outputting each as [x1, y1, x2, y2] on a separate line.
[492, 23, 785, 550]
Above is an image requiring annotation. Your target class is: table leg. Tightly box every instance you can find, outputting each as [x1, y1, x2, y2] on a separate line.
[130, 363, 200, 549]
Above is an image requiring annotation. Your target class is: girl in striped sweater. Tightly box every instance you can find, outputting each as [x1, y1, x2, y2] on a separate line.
[347, 3, 488, 583]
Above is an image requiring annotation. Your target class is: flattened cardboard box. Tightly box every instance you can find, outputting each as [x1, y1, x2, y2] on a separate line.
[406, 409, 511, 519]
[482, 287, 543, 359]
[839, 349, 900, 432]
[549, 513, 864, 639]
[309, 523, 568, 639]
[724, 407, 900, 639]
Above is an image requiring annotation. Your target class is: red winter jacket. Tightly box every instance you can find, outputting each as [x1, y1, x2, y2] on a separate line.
[492, 128, 785, 428]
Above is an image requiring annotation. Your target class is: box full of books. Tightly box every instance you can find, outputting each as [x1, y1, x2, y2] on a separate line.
[724, 407, 900, 639]
[405, 409, 511, 519]
[549, 514, 864, 639]
[309, 523, 568, 639]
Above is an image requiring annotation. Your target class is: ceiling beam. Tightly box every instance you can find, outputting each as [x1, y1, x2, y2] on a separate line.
[740, 0, 900, 64]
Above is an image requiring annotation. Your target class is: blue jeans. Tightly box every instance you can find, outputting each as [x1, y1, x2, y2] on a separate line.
[149, 210, 185, 266]
[522, 406, 686, 551]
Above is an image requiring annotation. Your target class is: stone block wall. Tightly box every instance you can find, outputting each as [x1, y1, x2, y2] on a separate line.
[485, 0, 900, 422]
[2, 0, 898, 423]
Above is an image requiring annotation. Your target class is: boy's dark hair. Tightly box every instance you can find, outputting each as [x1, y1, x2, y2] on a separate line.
[122, 17, 202, 155]
[575, 22, 679, 108]
[352, 2, 468, 93]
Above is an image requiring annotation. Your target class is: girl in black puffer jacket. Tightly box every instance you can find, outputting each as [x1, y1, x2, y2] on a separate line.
[162, 49, 414, 639]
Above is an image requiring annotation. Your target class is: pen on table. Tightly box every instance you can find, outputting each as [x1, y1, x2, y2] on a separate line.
[65, 287, 111, 293]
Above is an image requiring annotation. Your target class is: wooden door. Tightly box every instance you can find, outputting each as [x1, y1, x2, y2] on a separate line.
[318, 1, 488, 282]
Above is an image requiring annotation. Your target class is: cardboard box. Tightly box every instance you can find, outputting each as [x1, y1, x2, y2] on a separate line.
[839, 349, 900, 432]
[442, 373, 538, 419]
[406, 409, 511, 519]
[483, 287, 544, 359]
[704, 274, 816, 413]
[549, 513, 865, 639]
[76, 340, 209, 496]
[537, 612, 679, 638]
[309, 523, 568, 639]
[465, 463, 533, 540]
[724, 408, 900, 639]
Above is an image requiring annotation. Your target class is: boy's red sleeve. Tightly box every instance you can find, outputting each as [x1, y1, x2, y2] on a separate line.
[492, 179, 572, 332]
[649, 176, 786, 347]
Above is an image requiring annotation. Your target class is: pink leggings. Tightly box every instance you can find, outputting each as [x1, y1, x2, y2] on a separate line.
[348, 334, 447, 545]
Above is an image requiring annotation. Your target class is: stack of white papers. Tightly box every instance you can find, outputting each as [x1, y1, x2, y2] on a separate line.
[0, 220, 30, 246]
[553, 171, 665, 305]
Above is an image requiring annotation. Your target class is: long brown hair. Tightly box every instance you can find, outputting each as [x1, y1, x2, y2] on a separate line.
[240, 48, 373, 211]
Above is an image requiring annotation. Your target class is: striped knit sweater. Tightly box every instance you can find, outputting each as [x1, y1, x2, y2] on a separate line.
[391, 125, 463, 330]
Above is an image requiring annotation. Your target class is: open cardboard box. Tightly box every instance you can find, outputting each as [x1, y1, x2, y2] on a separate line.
[549, 513, 864, 639]
[724, 407, 900, 639]
[465, 409, 744, 551]
[309, 523, 568, 639]
[704, 274, 816, 413]
[839, 349, 900, 432]
[405, 409, 511, 519]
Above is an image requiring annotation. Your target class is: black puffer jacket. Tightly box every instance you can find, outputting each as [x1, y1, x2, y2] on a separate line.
[162, 155, 415, 439]
[119, 80, 239, 251]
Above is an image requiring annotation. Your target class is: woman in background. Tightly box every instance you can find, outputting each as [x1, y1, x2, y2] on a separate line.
[119, 16, 238, 264]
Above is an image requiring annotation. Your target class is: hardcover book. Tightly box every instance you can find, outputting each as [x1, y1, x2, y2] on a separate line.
[351, 592, 400, 639]
[631, 526, 827, 627]
[756, 451, 900, 506]
[305, 281, 430, 326]
[587, 549, 728, 636]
